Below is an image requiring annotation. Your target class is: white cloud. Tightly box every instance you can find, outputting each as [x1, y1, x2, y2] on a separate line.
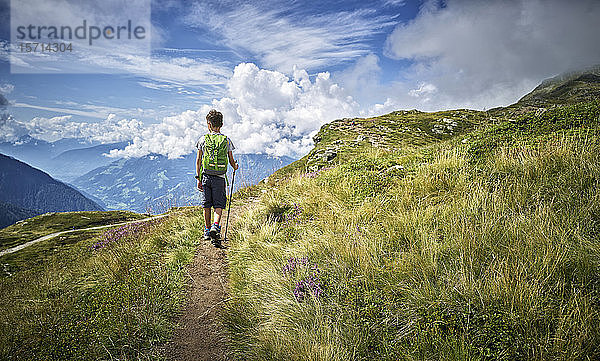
[13, 102, 107, 119]
[6, 0, 231, 88]
[0, 83, 14, 94]
[147, 55, 232, 86]
[0, 112, 143, 143]
[408, 83, 437, 99]
[185, 3, 396, 73]
[8, 46, 233, 88]
[107, 109, 205, 159]
[108, 63, 359, 158]
[382, 0, 600, 110]
[9, 0, 152, 73]
[383, 0, 407, 6]
[11, 101, 170, 122]
[335, 54, 382, 102]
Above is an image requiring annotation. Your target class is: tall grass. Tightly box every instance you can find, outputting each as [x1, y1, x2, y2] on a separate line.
[0, 207, 205, 360]
[224, 102, 600, 360]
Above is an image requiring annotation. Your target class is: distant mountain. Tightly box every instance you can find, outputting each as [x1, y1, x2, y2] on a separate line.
[0, 136, 98, 174]
[73, 153, 295, 213]
[490, 65, 600, 117]
[0, 154, 104, 226]
[0, 137, 132, 182]
[518, 65, 600, 106]
[0, 201, 38, 229]
[47, 141, 129, 181]
[0, 135, 54, 170]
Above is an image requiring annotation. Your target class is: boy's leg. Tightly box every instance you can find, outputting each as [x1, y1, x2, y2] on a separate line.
[214, 208, 223, 224]
[202, 208, 211, 240]
[209, 177, 227, 240]
[204, 208, 212, 228]
[200, 175, 213, 240]
[209, 207, 222, 239]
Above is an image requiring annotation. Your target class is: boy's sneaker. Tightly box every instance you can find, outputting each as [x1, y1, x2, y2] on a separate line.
[209, 223, 221, 239]
[203, 228, 211, 240]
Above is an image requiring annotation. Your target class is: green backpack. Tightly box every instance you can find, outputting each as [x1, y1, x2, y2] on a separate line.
[202, 134, 229, 175]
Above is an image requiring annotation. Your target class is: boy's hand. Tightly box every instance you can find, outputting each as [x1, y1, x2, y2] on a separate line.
[197, 179, 202, 190]
[233, 161, 239, 170]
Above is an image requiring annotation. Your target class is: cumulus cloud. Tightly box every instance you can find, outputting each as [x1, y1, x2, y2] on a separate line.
[0, 112, 143, 143]
[107, 109, 206, 158]
[407, 82, 438, 105]
[0, 82, 12, 111]
[0, 113, 24, 141]
[4, 63, 357, 157]
[108, 63, 359, 158]
[383, 0, 600, 109]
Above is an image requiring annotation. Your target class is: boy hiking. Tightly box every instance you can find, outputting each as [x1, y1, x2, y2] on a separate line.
[195, 109, 238, 245]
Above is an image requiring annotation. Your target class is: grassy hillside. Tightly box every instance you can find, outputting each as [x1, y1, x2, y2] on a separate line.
[224, 100, 600, 360]
[490, 65, 600, 118]
[518, 66, 600, 107]
[0, 207, 206, 360]
[0, 210, 146, 252]
[264, 109, 488, 182]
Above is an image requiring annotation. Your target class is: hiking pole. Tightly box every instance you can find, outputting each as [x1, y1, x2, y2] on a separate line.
[223, 168, 236, 242]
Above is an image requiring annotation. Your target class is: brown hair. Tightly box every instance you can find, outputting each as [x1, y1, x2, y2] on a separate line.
[206, 109, 223, 128]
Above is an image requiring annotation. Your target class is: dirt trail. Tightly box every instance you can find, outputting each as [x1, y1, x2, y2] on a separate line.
[164, 236, 229, 360]
[164, 201, 254, 361]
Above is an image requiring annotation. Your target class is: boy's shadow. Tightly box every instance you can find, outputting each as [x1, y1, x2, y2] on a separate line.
[210, 239, 228, 249]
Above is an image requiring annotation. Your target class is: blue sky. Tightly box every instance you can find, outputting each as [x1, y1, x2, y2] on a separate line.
[1, 0, 599, 158]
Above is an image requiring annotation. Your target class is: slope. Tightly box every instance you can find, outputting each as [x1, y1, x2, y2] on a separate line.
[0, 154, 103, 226]
[0, 207, 205, 360]
[0, 201, 38, 229]
[223, 71, 600, 360]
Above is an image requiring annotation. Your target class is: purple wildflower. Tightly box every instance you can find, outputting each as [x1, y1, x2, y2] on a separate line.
[303, 166, 333, 178]
[293, 274, 323, 301]
[91, 218, 163, 250]
[281, 202, 304, 226]
[282, 256, 323, 302]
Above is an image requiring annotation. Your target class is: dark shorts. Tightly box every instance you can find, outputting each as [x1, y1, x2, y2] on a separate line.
[201, 174, 226, 209]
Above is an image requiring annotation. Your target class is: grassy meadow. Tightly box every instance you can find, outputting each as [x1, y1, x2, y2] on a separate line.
[0, 207, 205, 360]
[224, 101, 600, 360]
[0, 210, 147, 252]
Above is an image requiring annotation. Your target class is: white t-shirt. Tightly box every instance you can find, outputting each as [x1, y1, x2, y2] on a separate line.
[196, 131, 235, 178]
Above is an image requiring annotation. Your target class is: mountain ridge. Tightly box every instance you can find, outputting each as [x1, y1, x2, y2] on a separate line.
[263, 67, 600, 184]
[0, 153, 104, 227]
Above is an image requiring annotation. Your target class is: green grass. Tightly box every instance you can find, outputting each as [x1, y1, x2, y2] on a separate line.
[0, 207, 206, 360]
[0, 210, 147, 252]
[266, 109, 488, 184]
[224, 101, 600, 360]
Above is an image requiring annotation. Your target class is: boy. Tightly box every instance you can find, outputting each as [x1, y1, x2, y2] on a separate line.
[195, 109, 238, 244]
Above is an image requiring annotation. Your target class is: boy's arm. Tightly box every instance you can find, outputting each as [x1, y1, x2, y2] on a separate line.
[196, 149, 203, 189]
[196, 149, 203, 176]
[228, 151, 238, 170]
